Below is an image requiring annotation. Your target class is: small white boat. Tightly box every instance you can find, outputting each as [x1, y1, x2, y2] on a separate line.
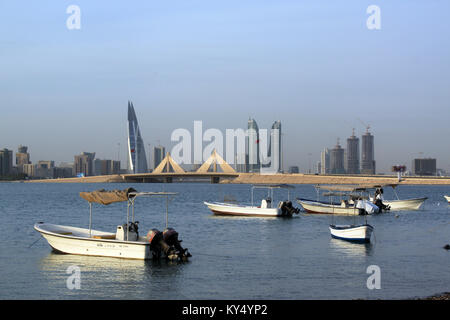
[367, 184, 427, 211]
[329, 224, 373, 243]
[297, 185, 379, 215]
[34, 222, 151, 259]
[297, 199, 365, 215]
[204, 201, 281, 217]
[204, 184, 300, 217]
[381, 197, 427, 210]
[34, 188, 191, 261]
[444, 195, 450, 203]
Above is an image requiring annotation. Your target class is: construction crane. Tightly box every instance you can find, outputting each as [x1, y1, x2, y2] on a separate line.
[357, 118, 371, 133]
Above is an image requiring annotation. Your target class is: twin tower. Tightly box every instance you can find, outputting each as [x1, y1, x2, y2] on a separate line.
[127, 102, 283, 174]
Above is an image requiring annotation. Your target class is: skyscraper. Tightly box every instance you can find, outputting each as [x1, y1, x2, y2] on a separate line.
[73, 152, 95, 177]
[246, 118, 260, 173]
[153, 145, 165, 170]
[16, 145, 30, 174]
[127, 101, 148, 173]
[346, 130, 360, 174]
[412, 158, 436, 176]
[361, 129, 375, 175]
[0, 148, 13, 176]
[320, 148, 330, 174]
[265, 120, 282, 173]
[330, 139, 345, 174]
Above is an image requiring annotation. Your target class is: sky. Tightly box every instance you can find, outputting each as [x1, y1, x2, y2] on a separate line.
[1, 0, 449, 173]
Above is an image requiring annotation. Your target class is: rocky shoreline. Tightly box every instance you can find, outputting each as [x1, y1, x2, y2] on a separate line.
[419, 292, 450, 300]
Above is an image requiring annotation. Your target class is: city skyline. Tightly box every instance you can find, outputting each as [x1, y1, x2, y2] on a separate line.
[1, 1, 449, 173]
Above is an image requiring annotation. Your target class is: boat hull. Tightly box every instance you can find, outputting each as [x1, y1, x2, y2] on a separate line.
[297, 200, 362, 215]
[444, 195, 450, 203]
[204, 202, 282, 217]
[34, 223, 151, 260]
[329, 224, 373, 243]
[383, 197, 427, 211]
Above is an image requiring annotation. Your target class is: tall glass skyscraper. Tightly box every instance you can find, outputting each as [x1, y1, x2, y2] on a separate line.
[330, 139, 345, 174]
[246, 118, 260, 173]
[361, 130, 375, 175]
[267, 120, 282, 173]
[346, 129, 360, 174]
[152, 145, 165, 170]
[127, 101, 148, 173]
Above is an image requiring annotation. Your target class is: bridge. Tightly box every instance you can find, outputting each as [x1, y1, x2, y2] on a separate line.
[123, 149, 239, 183]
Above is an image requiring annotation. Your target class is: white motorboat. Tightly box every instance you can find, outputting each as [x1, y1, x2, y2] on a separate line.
[34, 188, 191, 261]
[367, 184, 427, 211]
[444, 195, 450, 203]
[297, 199, 365, 215]
[297, 185, 379, 215]
[382, 197, 427, 210]
[329, 224, 373, 243]
[204, 184, 300, 217]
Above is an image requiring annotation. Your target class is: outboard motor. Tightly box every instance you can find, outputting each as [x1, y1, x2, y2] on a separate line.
[279, 201, 300, 216]
[146, 229, 178, 260]
[163, 228, 192, 260]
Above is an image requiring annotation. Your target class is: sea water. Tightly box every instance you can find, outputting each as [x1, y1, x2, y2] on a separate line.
[0, 182, 448, 299]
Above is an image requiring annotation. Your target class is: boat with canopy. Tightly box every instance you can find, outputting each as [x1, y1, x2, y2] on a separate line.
[204, 184, 300, 217]
[297, 184, 379, 215]
[34, 188, 191, 260]
[364, 184, 427, 210]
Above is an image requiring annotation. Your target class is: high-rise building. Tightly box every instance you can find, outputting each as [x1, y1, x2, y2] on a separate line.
[152, 145, 165, 170]
[412, 158, 436, 176]
[35, 160, 55, 179]
[16, 145, 31, 174]
[346, 130, 360, 174]
[0, 148, 13, 176]
[235, 152, 247, 172]
[93, 159, 121, 176]
[246, 118, 260, 173]
[330, 139, 345, 174]
[22, 163, 35, 177]
[267, 120, 282, 173]
[73, 152, 95, 177]
[361, 129, 375, 174]
[127, 101, 148, 173]
[320, 148, 330, 174]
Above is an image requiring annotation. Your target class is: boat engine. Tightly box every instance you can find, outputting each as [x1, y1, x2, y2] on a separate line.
[146, 229, 178, 260]
[279, 201, 300, 216]
[163, 228, 192, 260]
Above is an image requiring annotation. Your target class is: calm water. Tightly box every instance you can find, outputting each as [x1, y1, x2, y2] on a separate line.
[0, 182, 449, 299]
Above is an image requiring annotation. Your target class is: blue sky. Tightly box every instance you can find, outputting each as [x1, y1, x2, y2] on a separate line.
[1, 1, 449, 173]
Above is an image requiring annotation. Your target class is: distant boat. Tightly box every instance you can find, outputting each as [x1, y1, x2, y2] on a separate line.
[367, 184, 427, 211]
[204, 184, 300, 217]
[297, 185, 380, 215]
[329, 224, 374, 243]
[445, 195, 450, 203]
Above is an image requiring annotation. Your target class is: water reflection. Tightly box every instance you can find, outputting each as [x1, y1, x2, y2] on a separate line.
[39, 251, 187, 282]
[329, 238, 374, 257]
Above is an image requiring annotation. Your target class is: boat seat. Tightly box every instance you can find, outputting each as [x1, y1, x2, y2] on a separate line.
[91, 234, 116, 239]
[57, 231, 73, 235]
